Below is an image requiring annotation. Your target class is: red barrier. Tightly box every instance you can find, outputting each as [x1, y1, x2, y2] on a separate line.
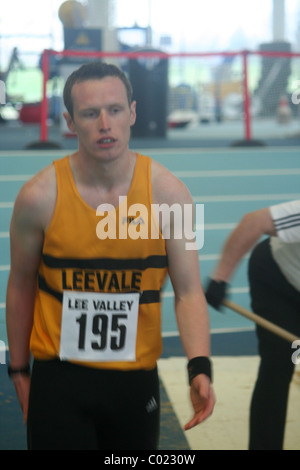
[39, 48, 300, 144]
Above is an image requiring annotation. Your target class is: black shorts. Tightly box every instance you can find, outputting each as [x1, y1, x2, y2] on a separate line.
[27, 359, 160, 450]
[248, 238, 300, 344]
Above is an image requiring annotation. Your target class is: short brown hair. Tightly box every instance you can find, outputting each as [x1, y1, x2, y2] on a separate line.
[63, 61, 133, 119]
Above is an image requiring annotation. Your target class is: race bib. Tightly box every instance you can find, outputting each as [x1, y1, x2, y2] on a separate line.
[59, 291, 139, 362]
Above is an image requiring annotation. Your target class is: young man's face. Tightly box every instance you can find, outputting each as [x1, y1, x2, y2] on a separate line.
[64, 76, 136, 162]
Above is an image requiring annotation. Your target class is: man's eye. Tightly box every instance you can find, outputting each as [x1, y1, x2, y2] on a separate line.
[84, 111, 96, 118]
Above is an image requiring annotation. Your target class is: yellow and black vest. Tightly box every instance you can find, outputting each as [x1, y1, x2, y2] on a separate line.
[30, 154, 168, 370]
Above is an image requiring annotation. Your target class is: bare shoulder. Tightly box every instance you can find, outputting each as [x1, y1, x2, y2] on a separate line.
[151, 159, 193, 206]
[13, 163, 57, 230]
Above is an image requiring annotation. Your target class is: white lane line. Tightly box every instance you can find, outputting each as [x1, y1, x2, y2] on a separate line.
[161, 286, 249, 299]
[1, 193, 299, 208]
[0, 265, 10, 271]
[1, 194, 299, 208]
[193, 193, 300, 202]
[0, 175, 32, 181]
[162, 326, 254, 338]
[1, 168, 300, 182]
[174, 168, 300, 178]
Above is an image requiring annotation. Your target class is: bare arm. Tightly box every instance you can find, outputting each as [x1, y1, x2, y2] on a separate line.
[152, 162, 215, 429]
[167, 236, 210, 360]
[212, 207, 276, 282]
[6, 203, 43, 365]
[166, 198, 215, 429]
[6, 165, 55, 421]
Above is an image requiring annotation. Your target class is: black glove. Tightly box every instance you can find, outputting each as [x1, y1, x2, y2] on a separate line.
[205, 278, 228, 311]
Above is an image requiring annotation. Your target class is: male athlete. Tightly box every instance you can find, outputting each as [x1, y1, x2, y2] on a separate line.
[6, 62, 215, 449]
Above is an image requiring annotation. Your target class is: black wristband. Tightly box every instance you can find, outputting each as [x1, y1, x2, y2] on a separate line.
[187, 357, 212, 385]
[7, 363, 31, 378]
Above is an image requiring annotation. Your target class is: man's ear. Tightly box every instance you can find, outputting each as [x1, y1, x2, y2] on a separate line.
[63, 112, 76, 134]
[130, 101, 136, 127]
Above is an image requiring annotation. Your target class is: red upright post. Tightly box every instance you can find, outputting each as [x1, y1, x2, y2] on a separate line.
[242, 50, 252, 141]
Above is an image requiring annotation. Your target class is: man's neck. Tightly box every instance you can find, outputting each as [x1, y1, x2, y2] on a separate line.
[69, 150, 137, 208]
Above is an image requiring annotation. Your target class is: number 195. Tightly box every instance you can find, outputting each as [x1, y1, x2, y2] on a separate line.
[76, 313, 127, 351]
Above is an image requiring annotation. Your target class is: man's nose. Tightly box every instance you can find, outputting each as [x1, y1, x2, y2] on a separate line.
[98, 110, 110, 130]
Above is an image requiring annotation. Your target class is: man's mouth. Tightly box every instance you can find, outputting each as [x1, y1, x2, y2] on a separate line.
[97, 137, 116, 145]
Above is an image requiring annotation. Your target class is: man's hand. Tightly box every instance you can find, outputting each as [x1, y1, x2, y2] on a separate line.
[205, 278, 228, 311]
[184, 374, 215, 430]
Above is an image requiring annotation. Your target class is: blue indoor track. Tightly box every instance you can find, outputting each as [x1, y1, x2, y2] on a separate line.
[1, 145, 299, 449]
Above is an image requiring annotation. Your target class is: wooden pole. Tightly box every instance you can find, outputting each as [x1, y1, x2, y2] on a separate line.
[223, 299, 298, 343]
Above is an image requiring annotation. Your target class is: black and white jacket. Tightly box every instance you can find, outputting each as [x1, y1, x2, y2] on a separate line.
[270, 200, 300, 292]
